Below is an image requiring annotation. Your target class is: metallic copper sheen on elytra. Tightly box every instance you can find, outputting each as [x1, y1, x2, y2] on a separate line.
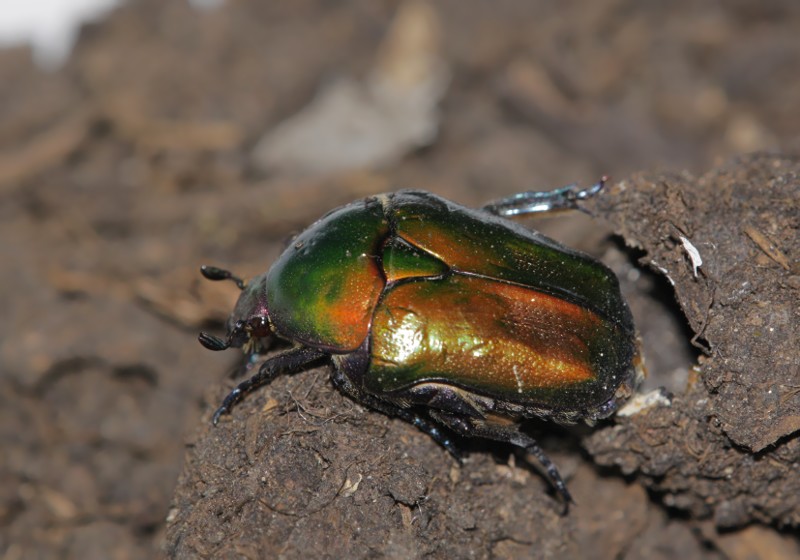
[199, 185, 641, 508]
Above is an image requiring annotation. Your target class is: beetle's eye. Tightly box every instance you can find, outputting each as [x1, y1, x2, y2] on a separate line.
[248, 317, 271, 339]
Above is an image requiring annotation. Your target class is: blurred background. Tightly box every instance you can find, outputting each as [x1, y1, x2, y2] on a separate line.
[1, 0, 798, 558]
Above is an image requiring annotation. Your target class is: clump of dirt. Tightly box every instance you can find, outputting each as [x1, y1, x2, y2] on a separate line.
[585, 154, 800, 529]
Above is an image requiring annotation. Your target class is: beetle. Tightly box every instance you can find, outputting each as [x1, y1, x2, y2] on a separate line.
[198, 178, 641, 508]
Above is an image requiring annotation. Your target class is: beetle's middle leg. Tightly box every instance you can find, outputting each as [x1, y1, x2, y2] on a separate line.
[428, 410, 574, 510]
[329, 368, 463, 461]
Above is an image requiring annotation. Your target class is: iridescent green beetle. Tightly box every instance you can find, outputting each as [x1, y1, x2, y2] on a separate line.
[199, 179, 641, 508]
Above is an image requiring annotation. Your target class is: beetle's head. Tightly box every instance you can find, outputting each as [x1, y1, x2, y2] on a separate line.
[197, 266, 273, 354]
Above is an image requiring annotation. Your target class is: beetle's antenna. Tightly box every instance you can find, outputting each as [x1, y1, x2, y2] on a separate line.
[198, 332, 231, 351]
[200, 265, 245, 290]
[198, 266, 243, 351]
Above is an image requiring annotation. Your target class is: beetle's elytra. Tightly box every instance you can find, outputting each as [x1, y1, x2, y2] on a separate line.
[199, 179, 642, 509]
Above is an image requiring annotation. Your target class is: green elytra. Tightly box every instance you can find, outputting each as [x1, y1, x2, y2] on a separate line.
[267, 192, 631, 340]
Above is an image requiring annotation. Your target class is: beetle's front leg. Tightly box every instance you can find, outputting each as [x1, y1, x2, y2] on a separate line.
[212, 346, 326, 425]
[482, 176, 607, 217]
[428, 411, 573, 511]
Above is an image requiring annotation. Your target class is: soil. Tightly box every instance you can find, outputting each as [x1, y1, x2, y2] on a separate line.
[1, 1, 798, 559]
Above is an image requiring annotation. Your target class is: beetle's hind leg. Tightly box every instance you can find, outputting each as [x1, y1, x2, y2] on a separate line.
[329, 368, 463, 461]
[428, 411, 574, 511]
[482, 176, 607, 217]
[212, 346, 326, 425]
